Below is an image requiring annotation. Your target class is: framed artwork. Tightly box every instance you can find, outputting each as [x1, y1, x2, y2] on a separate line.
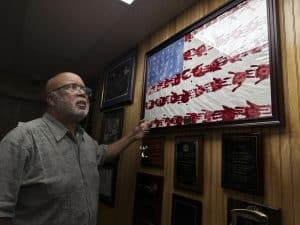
[101, 50, 136, 109]
[98, 108, 124, 205]
[142, 0, 283, 130]
[171, 194, 202, 225]
[99, 161, 119, 206]
[99, 108, 124, 144]
[133, 173, 164, 225]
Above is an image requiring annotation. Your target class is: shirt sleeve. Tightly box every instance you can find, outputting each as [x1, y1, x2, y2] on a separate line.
[0, 127, 30, 218]
[96, 144, 108, 167]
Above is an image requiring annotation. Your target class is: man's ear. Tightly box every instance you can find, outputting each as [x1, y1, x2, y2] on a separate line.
[46, 93, 56, 106]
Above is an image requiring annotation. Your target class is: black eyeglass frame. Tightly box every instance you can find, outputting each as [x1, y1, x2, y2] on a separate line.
[48, 83, 92, 97]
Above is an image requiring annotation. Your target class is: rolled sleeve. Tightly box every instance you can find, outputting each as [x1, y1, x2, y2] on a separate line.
[0, 129, 29, 218]
[96, 144, 108, 167]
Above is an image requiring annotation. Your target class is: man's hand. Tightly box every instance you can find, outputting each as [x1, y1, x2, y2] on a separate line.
[133, 120, 151, 140]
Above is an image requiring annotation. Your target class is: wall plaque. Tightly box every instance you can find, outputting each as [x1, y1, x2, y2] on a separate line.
[133, 173, 164, 225]
[174, 136, 203, 193]
[171, 194, 202, 225]
[222, 132, 263, 194]
[140, 136, 164, 168]
[228, 198, 281, 225]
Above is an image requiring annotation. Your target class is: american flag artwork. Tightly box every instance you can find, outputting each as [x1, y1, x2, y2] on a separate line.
[144, 0, 273, 128]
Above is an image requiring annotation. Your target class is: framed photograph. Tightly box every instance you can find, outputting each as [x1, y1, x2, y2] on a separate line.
[99, 161, 119, 206]
[171, 194, 202, 225]
[101, 50, 136, 109]
[142, 0, 283, 130]
[99, 108, 124, 144]
[222, 132, 263, 194]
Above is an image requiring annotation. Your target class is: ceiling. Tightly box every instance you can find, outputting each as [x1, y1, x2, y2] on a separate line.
[1, 0, 199, 84]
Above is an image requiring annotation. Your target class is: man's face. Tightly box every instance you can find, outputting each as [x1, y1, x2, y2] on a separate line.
[49, 74, 90, 122]
[55, 90, 90, 122]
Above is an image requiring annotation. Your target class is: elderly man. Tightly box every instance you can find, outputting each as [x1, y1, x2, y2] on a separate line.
[0, 72, 151, 225]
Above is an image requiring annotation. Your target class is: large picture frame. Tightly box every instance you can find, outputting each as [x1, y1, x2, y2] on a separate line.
[142, 0, 283, 130]
[98, 108, 124, 205]
[101, 50, 136, 109]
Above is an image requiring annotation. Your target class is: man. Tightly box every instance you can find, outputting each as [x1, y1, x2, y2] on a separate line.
[0, 72, 151, 225]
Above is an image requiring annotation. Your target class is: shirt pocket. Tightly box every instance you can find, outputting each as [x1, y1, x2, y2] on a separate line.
[38, 141, 83, 197]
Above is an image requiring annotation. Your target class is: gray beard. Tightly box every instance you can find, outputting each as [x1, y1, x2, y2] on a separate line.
[67, 105, 90, 122]
[56, 99, 90, 122]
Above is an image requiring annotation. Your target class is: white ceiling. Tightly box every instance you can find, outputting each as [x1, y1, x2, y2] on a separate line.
[1, 0, 199, 83]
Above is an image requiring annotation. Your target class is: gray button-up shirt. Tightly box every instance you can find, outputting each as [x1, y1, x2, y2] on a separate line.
[0, 113, 108, 225]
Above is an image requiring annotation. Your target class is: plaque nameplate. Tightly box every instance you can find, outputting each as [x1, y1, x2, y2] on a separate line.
[133, 173, 164, 225]
[222, 132, 263, 194]
[174, 136, 203, 193]
[228, 198, 281, 225]
[141, 137, 164, 168]
[171, 194, 202, 225]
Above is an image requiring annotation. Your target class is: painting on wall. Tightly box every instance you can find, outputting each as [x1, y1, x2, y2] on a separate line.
[142, 0, 283, 130]
[101, 50, 136, 109]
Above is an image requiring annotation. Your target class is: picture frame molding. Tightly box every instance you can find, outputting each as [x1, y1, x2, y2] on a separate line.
[141, 0, 284, 132]
[101, 49, 136, 110]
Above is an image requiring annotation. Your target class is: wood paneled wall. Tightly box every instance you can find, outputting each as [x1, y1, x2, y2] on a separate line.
[96, 0, 300, 224]
[0, 74, 46, 139]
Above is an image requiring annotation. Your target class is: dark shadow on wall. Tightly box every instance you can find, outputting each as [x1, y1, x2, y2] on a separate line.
[0, 74, 46, 139]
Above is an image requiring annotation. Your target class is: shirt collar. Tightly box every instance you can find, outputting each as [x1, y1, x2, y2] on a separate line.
[42, 113, 84, 142]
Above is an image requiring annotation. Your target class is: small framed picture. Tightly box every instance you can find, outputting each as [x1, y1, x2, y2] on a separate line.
[99, 108, 124, 144]
[171, 194, 202, 225]
[101, 50, 136, 109]
[99, 161, 119, 206]
[98, 108, 124, 206]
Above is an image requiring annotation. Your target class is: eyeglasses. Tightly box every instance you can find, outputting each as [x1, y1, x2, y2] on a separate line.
[49, 83, 92, 97]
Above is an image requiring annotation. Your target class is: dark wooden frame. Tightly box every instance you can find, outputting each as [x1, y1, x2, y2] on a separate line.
[98, 108, 124, 205]
[133, 173, 164, 225]
[98, 161, 119, 206]
[142, 0, 283, 131]
[174, 136, 204, 193]
[171, 194, 202, 225]
[101, 50, 136, 109]
[222, 132, 263, 194]
[140, 136, 165, 168]
[99, 107, 124, 145]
